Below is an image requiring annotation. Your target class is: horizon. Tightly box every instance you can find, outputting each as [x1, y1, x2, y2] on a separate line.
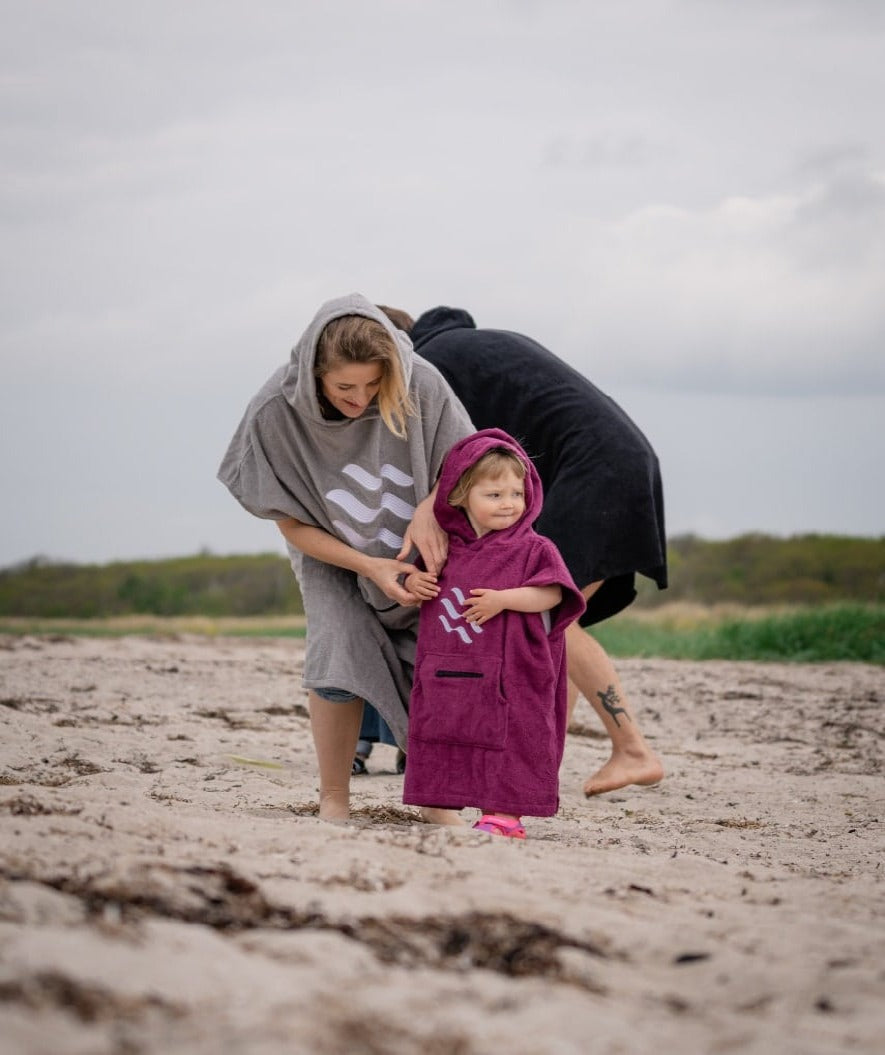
[4, 528, 883, 574]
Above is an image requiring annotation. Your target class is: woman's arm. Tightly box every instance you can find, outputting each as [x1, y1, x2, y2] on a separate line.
[396, 482, 448, 575]
[277, 518, 419, 606]
[461, 584, 563, 626]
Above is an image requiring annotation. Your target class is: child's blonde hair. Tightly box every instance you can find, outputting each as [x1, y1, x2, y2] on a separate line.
[315, 315, 415, 438]
[448, 448, 527, 509]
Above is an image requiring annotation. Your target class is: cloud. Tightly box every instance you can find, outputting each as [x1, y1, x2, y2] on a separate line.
[545, 167, 885, 396]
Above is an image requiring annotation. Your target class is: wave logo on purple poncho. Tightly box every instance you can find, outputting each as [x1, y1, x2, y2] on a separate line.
[437, 586, 484, 645]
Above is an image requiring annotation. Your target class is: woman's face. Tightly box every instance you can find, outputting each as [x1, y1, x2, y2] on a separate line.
[319, 362, 384, 419]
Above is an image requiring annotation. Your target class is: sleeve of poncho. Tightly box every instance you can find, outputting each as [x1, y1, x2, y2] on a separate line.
[217, 401, 319, 524]
[521, 538, 587, 634]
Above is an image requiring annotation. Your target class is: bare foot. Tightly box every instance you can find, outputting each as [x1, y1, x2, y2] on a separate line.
[318, 789, 350, 822]
[419, 806, 466, 826]
[583, 749, 664, 797]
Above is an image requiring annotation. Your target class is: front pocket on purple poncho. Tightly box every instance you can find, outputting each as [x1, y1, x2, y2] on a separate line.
[410, 653, 506, 749]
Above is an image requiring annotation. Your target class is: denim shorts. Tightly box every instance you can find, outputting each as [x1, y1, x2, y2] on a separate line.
[312, 686, 359, 703]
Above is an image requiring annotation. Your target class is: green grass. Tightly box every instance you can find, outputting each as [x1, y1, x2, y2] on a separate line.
[593, 603, 884, 664]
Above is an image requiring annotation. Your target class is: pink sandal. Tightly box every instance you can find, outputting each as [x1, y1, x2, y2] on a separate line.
[472, 814, 526, 839]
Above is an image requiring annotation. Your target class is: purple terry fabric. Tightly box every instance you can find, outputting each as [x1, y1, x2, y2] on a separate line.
[402, 429, 585, 817]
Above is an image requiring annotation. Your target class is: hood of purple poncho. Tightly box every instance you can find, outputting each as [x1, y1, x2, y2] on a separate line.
[434, 428, 542, 544]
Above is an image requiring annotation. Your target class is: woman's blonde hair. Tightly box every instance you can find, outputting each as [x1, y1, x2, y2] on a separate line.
[448, 449, 527, 509]
[315, 314, 415, 438]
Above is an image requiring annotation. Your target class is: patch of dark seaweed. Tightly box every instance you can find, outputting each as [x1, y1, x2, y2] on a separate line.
[0, 863, 611, 991]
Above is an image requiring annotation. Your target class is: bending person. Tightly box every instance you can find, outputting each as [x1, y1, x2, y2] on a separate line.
[390, 305, 667, 797]
[218, 294, 473, 821]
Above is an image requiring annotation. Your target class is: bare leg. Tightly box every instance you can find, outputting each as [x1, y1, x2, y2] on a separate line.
[308, 690, 363, 821]
[565, 621, 664, 796]
[567, 677, 580, 726]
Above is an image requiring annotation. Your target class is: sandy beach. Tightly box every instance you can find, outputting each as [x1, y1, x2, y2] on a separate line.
[1, 632, 882, 1054]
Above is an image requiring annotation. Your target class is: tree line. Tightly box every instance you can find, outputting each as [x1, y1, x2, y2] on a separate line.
[0, 533, 882, 618]
[640, 533, 884, 607]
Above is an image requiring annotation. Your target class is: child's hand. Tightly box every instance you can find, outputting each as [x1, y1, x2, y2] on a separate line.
[404, 570, 440, 601]
[462, 588, 504, 625]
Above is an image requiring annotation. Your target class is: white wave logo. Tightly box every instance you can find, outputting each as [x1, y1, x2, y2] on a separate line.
[437, 586, 483, 645]
[327, 490, 415, 523]
[333, 520, 405, 551]
[325, 461, 415, 553]
[342, 463, 414, 489]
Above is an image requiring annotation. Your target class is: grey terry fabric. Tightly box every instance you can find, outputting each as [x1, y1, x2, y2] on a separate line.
[218, 293, 474, 747]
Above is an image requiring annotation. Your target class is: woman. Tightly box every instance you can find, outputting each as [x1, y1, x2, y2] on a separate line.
[218, 293, 473, 821]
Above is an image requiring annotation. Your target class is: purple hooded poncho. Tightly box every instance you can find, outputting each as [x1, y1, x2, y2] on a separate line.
[402, 429, 585, 818]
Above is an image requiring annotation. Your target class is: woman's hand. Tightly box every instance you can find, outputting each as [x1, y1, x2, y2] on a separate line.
[365, 557, 421, 606]
[278, 518, 420, 606]
[398, 489, 448, 575]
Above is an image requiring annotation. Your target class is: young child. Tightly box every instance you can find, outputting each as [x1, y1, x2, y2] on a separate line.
[401, 429, 586, 838]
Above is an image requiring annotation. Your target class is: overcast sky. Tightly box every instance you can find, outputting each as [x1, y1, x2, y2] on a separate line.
[1, 0, 883, 567]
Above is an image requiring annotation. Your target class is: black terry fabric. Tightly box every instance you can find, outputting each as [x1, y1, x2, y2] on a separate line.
[412, 307, 668, 626]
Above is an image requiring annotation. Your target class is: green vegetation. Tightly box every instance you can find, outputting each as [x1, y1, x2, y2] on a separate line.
[593, 603, 884, 664]
[0, 553, 303, 619]
[1, 535, 882, 662]
[640, 533, 884, 606]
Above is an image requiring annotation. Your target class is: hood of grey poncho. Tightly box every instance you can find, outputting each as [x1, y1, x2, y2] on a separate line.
[280, 293, 413, 428]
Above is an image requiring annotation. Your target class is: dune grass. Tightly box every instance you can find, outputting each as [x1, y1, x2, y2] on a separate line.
[592, 603, 884, 664]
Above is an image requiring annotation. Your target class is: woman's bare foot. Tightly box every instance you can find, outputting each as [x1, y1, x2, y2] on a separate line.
[419, 806, 466, 826]
[318, 789, 350, 821]
[583, 747, 664, 797]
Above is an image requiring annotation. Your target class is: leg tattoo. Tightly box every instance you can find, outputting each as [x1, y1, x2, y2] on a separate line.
[597, 684, 628, 727]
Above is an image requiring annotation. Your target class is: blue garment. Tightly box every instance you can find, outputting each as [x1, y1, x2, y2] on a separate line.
[359, 702, 397, 747]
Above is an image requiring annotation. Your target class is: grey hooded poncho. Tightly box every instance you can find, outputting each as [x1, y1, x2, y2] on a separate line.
[218, 294, 474, 747]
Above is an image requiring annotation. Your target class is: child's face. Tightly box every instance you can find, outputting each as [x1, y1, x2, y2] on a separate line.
[464, 467, 526, 537]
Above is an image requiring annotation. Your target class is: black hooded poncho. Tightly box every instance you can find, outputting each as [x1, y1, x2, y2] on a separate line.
[411, 307, 667, 625]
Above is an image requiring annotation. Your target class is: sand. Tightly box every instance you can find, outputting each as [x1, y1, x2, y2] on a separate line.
[1, 632, 882, 1054]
